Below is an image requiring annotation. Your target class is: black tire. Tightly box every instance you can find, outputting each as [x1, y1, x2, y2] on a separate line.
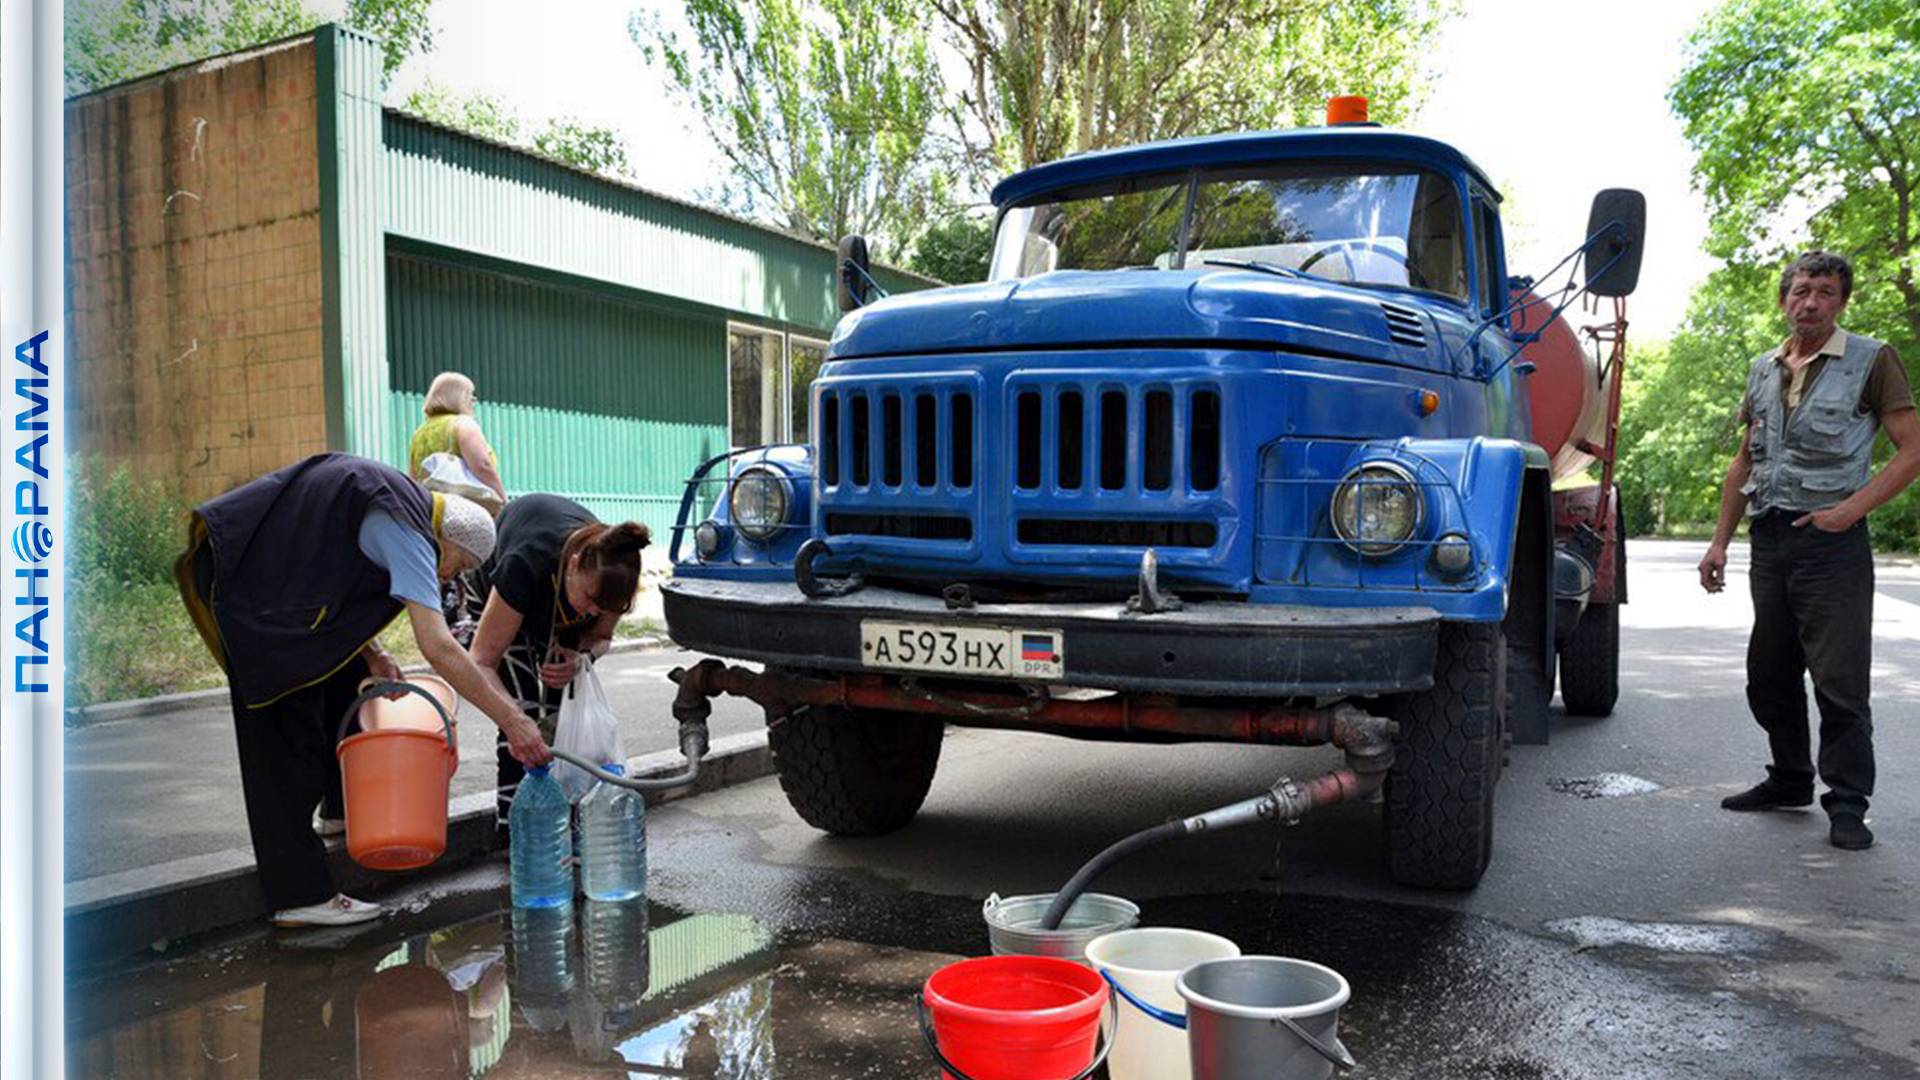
[766, 703, 944, 836]
[1385, 622, 1504, 890]
[1559, 600, 1619, 717]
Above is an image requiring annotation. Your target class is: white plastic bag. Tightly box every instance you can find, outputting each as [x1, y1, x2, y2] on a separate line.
[552, 659, 623, 802]
[420, 450, 504, 515]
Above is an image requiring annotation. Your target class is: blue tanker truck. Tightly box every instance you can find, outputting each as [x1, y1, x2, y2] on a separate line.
[660, 97, 1645, 889]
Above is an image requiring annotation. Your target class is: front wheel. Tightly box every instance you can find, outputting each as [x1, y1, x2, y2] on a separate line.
[766, 702, 944, 836]
[1384, 622, 1505, 890]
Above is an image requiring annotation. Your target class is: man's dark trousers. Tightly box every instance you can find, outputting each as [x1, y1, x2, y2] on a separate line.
[1745, 510, 1875, 815]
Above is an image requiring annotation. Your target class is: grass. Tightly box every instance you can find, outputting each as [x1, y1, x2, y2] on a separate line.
[68, 580, 230, 706]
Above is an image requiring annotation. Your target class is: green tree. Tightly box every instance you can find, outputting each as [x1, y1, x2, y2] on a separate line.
[401, 81, 634, 178]
[533, 118, 633, 178]
[1671, 0, 1919, 350]
[66, 0, 435, 95]
[910, 214, 994, 283]
[1614, 267, 1778, 534]
[931, 0, 1453, 182]
[401, 80, 522, 141]
[634, 0, 942, 258]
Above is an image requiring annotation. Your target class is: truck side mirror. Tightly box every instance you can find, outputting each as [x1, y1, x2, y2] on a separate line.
[837, 234, 872, 312]
[1583, 189, 1645, 298]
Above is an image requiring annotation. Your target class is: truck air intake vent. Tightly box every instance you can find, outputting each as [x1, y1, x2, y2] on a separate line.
[1012, 383, 1221, 494]
[827, 513, 973, 541]
[818, 387, 976, 491]
[1380, 303, 1426, 348]
[1018, 519, 1218, 548]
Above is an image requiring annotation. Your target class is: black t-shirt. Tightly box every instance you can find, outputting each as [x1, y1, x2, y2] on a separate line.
[476, 493, 599, 653]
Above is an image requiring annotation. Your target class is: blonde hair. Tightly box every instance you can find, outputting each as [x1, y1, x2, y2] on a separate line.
[423, 372, 476, 417]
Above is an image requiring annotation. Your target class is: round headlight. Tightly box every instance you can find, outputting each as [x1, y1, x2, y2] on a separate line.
[693, 519, 722, 560]
[728, 466, 791, 542]
[1331, 461, 1423, 556]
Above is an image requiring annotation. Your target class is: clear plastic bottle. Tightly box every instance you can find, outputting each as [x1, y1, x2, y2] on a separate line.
[578, 763, 647, 902]
[509, 764, 574, 908]
[508, 902, 575, 1013]
[583, 897, 650, 1003]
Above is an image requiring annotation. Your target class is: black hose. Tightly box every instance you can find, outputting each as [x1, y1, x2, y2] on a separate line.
[1039, 820, 1187, 930]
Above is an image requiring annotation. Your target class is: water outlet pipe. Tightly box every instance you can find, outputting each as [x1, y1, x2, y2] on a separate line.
[1039, 704, 1396, 930]
[545, 665, 715, 792]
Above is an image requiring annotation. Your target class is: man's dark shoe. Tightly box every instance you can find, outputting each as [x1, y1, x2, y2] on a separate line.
[1830, 815, 1874, 850]
[1720, 781, 1814, 812]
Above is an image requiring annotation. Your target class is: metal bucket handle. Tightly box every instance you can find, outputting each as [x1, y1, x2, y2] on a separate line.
[338, 680, 456, 751]
[913, 985, 1120, 1080]
[1106, 969, 1355, 1070]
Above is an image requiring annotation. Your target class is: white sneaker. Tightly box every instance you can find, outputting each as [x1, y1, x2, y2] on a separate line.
[272, 894, 383, 928]
[314, 815, 346, 837]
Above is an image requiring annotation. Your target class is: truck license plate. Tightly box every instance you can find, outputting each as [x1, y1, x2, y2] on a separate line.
[860, 621, 1064, 680]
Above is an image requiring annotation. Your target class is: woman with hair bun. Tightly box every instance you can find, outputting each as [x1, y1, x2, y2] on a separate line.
[464, 493, 651, 829]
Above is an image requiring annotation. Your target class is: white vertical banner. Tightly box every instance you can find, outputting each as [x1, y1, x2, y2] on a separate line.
[0, 0, 67, 1075]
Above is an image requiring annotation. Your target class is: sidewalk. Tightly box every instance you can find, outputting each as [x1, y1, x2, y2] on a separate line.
[64, 644, 777, 967]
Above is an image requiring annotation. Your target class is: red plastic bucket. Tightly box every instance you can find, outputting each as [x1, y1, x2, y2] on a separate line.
[918, 955, 1114, 1080]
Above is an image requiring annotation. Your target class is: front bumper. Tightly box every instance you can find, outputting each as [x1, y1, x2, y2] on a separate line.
[663, 578, 1440, 698]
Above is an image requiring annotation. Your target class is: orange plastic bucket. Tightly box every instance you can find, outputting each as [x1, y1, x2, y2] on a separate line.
[356, 674, 460, 778]
[337, 680, 459, 871]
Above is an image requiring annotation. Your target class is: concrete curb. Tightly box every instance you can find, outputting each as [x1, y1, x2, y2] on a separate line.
[64, 727, 771, 968]
[63, 634, 676, 728]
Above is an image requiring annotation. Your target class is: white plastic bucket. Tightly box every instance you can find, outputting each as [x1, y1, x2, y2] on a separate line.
[1086, 928, 1241, 1080]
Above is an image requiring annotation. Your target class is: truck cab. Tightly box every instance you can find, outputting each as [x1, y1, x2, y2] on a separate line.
[663, 104, 1642, 889]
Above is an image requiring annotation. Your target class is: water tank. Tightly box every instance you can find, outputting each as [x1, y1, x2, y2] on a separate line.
[1512, 290, 1610, 481]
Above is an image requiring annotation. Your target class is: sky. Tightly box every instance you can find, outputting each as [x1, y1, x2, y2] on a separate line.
[370, 0, 1724, 341]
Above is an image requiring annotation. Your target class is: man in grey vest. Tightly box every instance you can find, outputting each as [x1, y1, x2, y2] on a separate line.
[1699, 251, 1920, 850]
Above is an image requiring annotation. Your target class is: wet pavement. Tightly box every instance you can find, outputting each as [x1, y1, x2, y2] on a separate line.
[67, 850, 1919, 1079]
[67, 541, 1920, 1077]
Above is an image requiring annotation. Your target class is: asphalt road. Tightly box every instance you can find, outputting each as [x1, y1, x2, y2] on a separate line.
[62, 647, 767, 882]
[628, 538, 1920, 1074]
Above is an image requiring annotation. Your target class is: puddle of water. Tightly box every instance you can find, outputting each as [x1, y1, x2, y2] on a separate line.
[1543, 915, 1772, 956]
[67, 878, 951, 1079]
[67, 857, 1914, 1080]
[1546, 773, 1663, 799]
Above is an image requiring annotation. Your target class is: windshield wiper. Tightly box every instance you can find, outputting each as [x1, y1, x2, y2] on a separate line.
[1200, 257, 1319, 282]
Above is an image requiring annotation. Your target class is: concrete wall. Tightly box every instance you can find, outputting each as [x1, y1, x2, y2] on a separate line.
[64, 37, 328, 502]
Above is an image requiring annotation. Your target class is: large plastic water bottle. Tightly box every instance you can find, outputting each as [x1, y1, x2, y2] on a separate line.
[509, 765, 574, 908]
[578, 763, 647, 901]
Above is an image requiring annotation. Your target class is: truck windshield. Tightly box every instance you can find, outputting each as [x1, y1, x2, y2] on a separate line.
[989, 164, 1468, 301]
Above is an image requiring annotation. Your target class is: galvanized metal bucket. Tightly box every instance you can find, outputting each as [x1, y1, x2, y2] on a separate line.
[982, 892, 1140, 965]
[1176, 956, 1355, 1080]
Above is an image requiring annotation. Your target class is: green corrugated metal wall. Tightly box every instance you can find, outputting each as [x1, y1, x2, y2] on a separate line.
[384, 251, 728, 539]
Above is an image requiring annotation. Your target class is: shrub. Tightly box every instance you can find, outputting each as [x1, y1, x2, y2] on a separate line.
[68, 457, 190, 588]
[66, 460, 202, 706]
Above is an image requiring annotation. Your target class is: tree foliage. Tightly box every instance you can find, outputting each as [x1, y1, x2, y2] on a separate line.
[642, 0, 1449, 261]
[402, 79, 634, 178]
[910, 214, 994, 284]
[402, 80, 522, 141]
[1671, 0, 1919, 347]
[65, 0, 434, 95]
[1627, 0, 1920, 547]
[532, 119, 633, 178]
[634, 0, 942, 259]
[931, 0, 1452, 183]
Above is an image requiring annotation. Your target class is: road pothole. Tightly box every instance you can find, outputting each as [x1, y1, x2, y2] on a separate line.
[1547, 773, 1662, 799]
